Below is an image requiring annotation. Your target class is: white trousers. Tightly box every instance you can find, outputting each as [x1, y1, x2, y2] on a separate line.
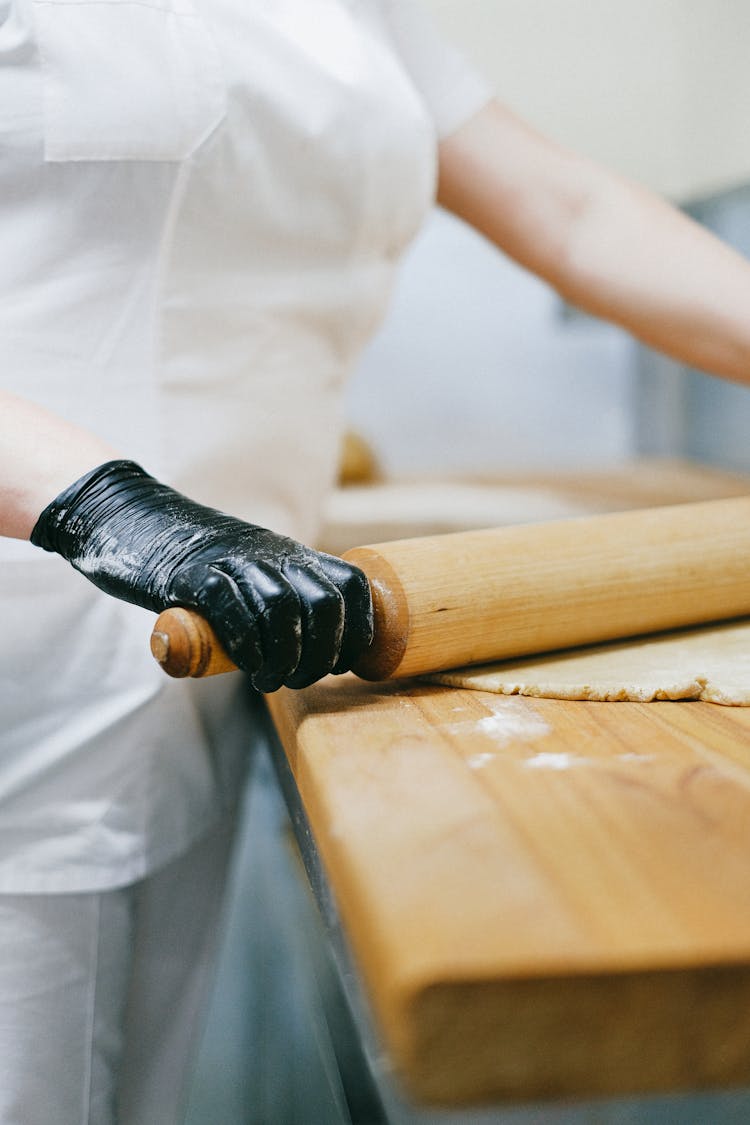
[0, 818, 235, 1125]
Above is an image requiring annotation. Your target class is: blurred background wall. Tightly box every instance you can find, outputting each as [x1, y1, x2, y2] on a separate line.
[423, 0, 750, 198]
[345, 0, 750, 477]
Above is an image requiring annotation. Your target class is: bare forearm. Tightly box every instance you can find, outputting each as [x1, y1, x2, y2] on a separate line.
[0, 390, 117, 539]
[438, 100, 750, 385]
[556, 175, 750, 382]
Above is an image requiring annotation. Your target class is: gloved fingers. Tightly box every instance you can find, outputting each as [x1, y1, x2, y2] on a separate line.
[230, 561, 303, 694]
[280, 562, 345, 689]
[316, 554, 374, 674]
[168, 562, 263, 676]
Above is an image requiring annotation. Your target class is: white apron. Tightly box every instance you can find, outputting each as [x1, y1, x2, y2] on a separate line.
[0, 0, 487, 891]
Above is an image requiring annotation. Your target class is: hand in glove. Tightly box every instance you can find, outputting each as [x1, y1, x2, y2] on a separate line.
[31, 460, 373, 692]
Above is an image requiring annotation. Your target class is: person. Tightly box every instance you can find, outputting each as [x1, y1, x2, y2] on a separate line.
[2, 0, 750, 1121]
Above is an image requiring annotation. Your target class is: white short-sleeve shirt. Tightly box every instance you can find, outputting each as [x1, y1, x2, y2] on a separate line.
[0, 0, 492, 891]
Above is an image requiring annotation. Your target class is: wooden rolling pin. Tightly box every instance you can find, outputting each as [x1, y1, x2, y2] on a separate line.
[150, 495, 750, 681]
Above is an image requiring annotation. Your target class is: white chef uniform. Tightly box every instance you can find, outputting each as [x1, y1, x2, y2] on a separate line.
[0, 0, 491, 894]
[0, 0, 492, 1117]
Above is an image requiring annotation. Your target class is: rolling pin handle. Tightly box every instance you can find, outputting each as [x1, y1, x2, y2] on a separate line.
[150, 607, 238, 678]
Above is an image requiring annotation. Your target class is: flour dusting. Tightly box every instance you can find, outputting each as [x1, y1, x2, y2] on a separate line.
[522, 749, 656, 771]
[524, 751, 581, 771]
[447, 697, 551, 746]
[473, 700, 551, 744]
[467, 751, 496, 770]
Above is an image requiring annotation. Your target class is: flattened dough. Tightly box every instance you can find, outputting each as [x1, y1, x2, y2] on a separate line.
[426, 620, 750, 706]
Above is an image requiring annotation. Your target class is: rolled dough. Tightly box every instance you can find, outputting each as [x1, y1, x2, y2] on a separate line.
[426, 620, 750, 706]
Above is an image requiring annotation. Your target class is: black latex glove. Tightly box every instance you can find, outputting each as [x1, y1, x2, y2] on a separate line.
[31, 460, 373, 692]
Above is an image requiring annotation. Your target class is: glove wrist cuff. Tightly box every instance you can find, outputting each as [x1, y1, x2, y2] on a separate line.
[30, 460, 153, 557]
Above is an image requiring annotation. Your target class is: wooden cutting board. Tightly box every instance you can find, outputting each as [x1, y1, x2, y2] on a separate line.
[268, 462, 750, 1106]
[268, 680, 750, 1106]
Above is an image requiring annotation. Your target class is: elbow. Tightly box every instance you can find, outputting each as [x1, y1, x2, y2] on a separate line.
[529, 174, 614, 307]
[548, 178, 632, 318]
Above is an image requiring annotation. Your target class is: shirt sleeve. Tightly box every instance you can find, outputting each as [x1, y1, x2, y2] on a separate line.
[371, 0, 494, 139]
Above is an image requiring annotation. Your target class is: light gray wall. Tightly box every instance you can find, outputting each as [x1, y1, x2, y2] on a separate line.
[636, 184, 750, 472]
[346, 209, 635, 477]
[422, 0, 750, 199]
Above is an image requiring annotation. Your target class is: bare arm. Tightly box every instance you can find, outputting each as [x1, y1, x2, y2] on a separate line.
[0, 390, 117, 539]
[438, 100, 750, 385]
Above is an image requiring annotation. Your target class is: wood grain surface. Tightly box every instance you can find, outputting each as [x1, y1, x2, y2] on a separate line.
[266, 462, 750, 1107]
[344, 496, 750, 680]
[268, 671, 750, 1106]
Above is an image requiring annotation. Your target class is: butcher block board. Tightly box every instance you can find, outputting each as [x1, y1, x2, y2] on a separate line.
[271, 460, 750, 1106]
[267, 681, 750, 1106]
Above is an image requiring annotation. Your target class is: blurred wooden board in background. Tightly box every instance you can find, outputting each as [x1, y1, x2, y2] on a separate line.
[320, 458, 750, 554]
